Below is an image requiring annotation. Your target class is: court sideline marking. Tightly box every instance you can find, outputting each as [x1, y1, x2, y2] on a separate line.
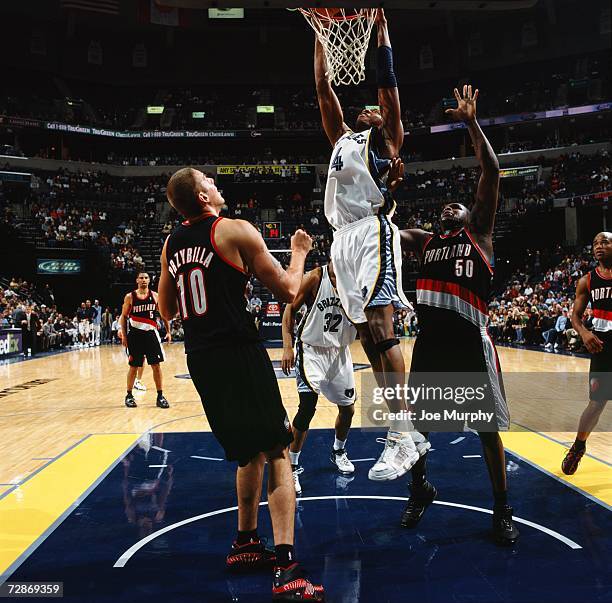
[0, 433, 139, 585]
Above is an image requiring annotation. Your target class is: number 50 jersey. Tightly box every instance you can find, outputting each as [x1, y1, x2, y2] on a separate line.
[324, 128, 394, 231]
[165, 214, 259, 353]
[297, 265, 356, 348]
[416, 228, 493, 332]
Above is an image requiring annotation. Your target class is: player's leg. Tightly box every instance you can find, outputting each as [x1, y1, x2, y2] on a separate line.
[364, 304, 419, 480]
[125, 364, 140, 408]
[134, 363, 146, 391]
[125, 330, 144, 407]
[150, 363, 169, 408]
[400, 429, 437, 528]
[290, 342, 321, 495]
[563, 346, 611, 473]
[478, 431, 519, 545]
[356, 322, 384, 385]
[147, 331, 168, 408]
[226, 453, 276, 572]
[266, 445, 323, 602]
[322, 345, 356, 475]
[289, 392, 317, 496]
[353, 217, 418, 480]
[562, 399, 608, 474]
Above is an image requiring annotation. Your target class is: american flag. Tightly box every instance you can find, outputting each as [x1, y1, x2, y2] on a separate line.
[61, 0, 120, 15]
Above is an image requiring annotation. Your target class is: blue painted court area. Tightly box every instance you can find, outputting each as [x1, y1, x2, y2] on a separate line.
[9, 430, 611, 603]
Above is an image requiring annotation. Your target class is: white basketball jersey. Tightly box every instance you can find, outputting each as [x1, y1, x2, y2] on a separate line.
[297, 265, 357, 348]
[324, 128, 393, 230]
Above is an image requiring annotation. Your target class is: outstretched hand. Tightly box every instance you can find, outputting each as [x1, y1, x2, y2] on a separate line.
[387, 157, 404, 193]
[375, 8, 387, 24]
[445, 84, 479, 123]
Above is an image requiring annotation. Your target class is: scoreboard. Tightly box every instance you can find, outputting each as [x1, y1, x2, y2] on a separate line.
[263, 222, 282, 240]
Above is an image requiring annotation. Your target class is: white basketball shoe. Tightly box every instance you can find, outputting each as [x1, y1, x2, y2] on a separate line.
[330, 448, 355, 475]
[410, 431, 431, 457]
[368, 432, 420, 481]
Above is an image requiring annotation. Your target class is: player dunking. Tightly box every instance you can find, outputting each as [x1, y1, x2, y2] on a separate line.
[315, 8, 420, 481]
[399, 85, 519, 545]
[120, 272, 170, 409]
[281, 260, 357, 496]
[562, 232, 612, 474]
[158, 168, 324, 601]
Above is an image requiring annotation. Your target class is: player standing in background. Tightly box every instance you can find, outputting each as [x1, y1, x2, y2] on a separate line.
[281, 260, 357, 496]
[91, 299, 102, 346]
[399, 85, 518, 545]
[315, 8, 420, 482]
[158, 168, 324, 602]
[120, 272, 171, 409]
[562, 232, 612, 474]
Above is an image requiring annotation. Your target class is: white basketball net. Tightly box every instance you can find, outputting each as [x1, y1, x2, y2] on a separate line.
[295, 9, 377, 87]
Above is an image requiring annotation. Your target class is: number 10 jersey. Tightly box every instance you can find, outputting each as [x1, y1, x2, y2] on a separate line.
[165, 214, 259, 353]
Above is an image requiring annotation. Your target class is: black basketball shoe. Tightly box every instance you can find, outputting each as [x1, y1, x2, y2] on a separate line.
[492, 504, 520, 546]
[400, 481, 437, 529]
[226, 538, 276, 572]
[125, 393, 137, 408]
[156, 394, 170, 409]
[562, 443, 586, 475]
[272, 563, 325, 601]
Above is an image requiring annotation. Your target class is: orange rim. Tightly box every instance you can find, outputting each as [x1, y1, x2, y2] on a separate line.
[299, 8, 367, 22]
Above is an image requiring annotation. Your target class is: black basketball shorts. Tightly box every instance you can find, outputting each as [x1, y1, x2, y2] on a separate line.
[589, 331, 612, 401]
[409, 322, 509, 432]
[187, 342, 293, 466]
[127, 328, 165, 367]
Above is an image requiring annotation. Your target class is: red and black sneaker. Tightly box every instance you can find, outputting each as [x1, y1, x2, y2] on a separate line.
[226, 539, 276, 573]
[562, 443, 586, 475]
[272, 563, 325, 601]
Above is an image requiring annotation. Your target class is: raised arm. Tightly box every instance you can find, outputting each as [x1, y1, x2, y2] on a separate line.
[229, 220, 312, 302]
[399, 228, 433, 261]
[571, 275, 603, 354]
[376, 9, 403, 157]
[281, 268, 320, 375]
[446, 85, 500, 239]
[315, 36, 349, 146]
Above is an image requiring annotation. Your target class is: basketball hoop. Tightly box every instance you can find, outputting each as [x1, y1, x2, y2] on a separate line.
[291, 8, 377, 87]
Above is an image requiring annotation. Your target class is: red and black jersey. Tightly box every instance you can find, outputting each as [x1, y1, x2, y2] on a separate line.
[129, 290, 158, 331]
[416, 228, 493, 332]
[587, 268, 612, 332]
[165, 214, 259, 353]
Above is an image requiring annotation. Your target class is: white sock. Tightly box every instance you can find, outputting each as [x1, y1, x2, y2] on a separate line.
[333, 437, 346, 451]
[289, 451, 301, 466]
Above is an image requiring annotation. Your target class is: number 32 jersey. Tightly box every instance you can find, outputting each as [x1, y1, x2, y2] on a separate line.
[324, 128, 394, 230]
[165, 214, 259, 353]
[297, 265, 356, 348]
[416, 228, 493, 333]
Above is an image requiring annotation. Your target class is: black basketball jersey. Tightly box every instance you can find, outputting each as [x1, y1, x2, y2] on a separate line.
[416, 228, 493, 332]
[129, 290, 158, 331]
[165, 214, 259, 353]
[588, 268, 612, 332]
